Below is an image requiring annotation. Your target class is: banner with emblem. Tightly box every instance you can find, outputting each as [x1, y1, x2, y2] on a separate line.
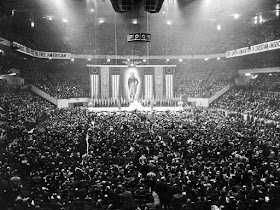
[165, 67, 174, 99]
[89, 67, 100, 99]
[12, 41, 71, 59]
[154, 67, 164, 99]
[100, 66, 110, 99]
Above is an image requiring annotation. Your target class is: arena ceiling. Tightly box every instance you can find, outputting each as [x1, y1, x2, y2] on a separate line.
[1, 0, 279, 24]
[1, 0, 37, 11]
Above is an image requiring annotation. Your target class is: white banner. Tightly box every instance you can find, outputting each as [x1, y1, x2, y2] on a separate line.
[112, 75, 120, 99]
[90, 74, 99, 99]
[0, 37, 11, 47]
[145, 75, 153, 99]
[226, 39, 280, 58]
[12, 42, 71, 59]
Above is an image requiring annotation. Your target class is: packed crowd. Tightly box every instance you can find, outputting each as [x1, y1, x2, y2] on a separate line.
[175, 60, 237, 98]
[250, 73, 280, 92]
[1, 56, 90, 99]
[1, 85, 280, 210]
[212, 81, 280, 122]
[1, 10, 280, 56]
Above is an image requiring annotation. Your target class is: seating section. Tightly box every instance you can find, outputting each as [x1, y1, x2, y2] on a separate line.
[211, 74, 280, 121]
[175, 60, 237, 98]
[8, 58, 91, 99]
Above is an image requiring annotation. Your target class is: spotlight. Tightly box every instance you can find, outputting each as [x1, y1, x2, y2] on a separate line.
[233, 14, 240, 19]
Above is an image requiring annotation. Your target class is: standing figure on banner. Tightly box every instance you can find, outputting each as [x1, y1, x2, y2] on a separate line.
[128, 72, 139, 101]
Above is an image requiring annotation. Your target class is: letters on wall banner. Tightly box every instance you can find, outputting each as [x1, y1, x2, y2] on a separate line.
[12, 42, 71, 60]
[226, 39, 280, 58]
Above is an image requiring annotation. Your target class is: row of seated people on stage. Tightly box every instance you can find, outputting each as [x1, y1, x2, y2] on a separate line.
[1, 85, 280, 210]
[90, 98, 180, 108]
[1, 12, 280, 55]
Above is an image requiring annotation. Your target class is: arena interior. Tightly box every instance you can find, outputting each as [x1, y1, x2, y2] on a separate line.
[0, 0, 280, 209]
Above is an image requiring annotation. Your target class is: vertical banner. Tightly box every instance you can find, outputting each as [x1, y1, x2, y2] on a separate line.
[145, 75, 153, 99]
[89, 67, 99, 99]
[111, 68, 120, 99]
[165, 67, 174, 99]
[100, 66, 110, 99]
[154, 67, 164, 99]
[144, 68, 154, 99]
[122, 67, 143, 100]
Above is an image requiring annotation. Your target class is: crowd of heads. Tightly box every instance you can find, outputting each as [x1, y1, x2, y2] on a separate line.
[0, 85, 280, 210]
[175, 60, 237, 98]
[211, 75, 280, 122]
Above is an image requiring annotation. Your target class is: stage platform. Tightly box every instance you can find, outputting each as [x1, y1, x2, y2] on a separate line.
[88, 106, 183, 112]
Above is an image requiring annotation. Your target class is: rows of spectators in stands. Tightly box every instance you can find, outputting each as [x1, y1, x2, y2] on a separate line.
[175, 50, 280, 98]
[212, 86, 280, 122]
[0, 85, 280, 210]
[1, 12, 280, 56]
[175, 60, 237, 98]
[0, 56, 90, 99]
[250, 73, 280, 92]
